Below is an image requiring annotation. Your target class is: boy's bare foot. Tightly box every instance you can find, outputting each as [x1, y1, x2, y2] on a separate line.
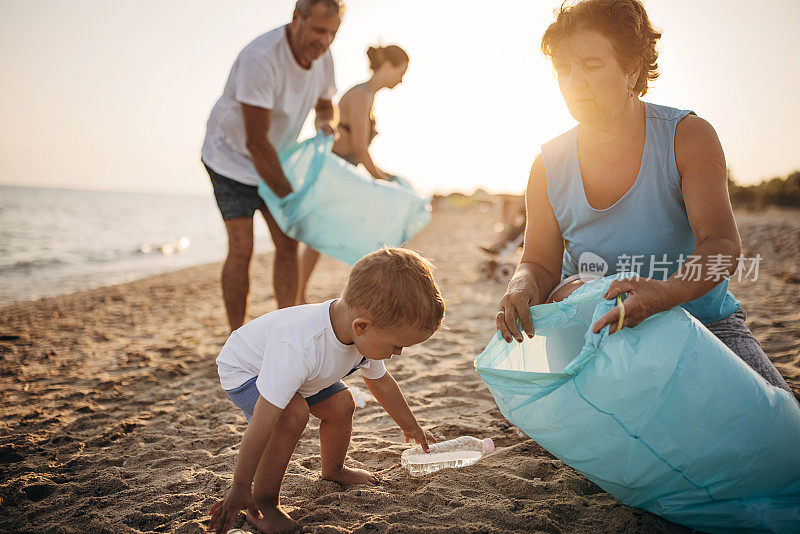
[245, 506, 299, 534]
[322, 466, 380, 486]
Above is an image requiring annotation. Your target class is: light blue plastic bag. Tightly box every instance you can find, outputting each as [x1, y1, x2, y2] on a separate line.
[475, 273, 800, 534]
[257, 133, 431, 265]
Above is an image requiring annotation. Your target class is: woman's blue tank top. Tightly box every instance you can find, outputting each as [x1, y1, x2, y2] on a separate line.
[541, 102, 740, 324]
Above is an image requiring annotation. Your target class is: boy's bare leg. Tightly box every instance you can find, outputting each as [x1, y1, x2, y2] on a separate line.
[249, 394, 309, 534]
[309, 389, 379, 485]
[296, 246, 321, 305]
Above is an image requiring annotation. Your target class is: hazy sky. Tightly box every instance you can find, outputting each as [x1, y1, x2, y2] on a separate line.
[1, 0, 799, 195]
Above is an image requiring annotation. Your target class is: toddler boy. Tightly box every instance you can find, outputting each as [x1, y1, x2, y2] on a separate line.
[208, 248, 445, 534]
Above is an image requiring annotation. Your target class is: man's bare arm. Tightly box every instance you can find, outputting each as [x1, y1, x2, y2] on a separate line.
[241, 103, 293, 198]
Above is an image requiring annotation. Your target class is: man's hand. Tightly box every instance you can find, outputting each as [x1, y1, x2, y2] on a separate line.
[208, 483, 259, 534]
[268, 178, 293, 199]
[402, 424, 437, 453]
[314, 99, 335, 138]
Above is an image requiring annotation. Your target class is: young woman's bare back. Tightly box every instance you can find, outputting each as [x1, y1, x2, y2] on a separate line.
[332, 84, 375, 159]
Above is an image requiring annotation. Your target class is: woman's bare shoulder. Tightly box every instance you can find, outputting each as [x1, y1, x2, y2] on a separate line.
[675, 114, 719, 147]
[338, 84, 372, 109]
[674, 113, 725, 180]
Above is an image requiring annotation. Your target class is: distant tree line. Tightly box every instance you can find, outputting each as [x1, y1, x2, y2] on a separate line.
[728, 170, 800, 209]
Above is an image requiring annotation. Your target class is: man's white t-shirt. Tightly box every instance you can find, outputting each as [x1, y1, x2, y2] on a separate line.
[201, 25, 337, 186]
[216, 300, 386, 409]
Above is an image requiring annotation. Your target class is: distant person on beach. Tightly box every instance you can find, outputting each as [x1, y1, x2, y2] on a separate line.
[201, 0, 342, 331]
[296, 44, 410, 304]
[208, 248, 443, 534]
[496, 0, 790, 391]
[479, 195, 526, 256]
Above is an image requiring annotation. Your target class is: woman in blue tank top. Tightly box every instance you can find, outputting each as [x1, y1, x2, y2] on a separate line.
[496, 0, 789, 391]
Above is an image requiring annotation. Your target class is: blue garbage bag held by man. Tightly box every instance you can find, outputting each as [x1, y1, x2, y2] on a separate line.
[258, 133, 431, 266]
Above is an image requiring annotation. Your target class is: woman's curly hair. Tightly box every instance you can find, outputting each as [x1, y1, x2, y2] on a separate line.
[541, 0, 662, 96]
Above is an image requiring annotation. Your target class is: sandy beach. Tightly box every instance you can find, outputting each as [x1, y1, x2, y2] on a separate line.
[1, 205, 798, 534]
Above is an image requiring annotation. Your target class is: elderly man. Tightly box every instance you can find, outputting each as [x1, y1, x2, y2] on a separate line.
[202, 0, 343, 330]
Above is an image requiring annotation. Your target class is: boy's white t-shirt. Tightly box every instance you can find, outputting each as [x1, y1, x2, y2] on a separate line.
[201, 25, 337, 186]
[216, 300, 386, 409]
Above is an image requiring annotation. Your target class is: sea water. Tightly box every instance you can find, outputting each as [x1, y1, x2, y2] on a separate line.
[0, 185, 274, 305]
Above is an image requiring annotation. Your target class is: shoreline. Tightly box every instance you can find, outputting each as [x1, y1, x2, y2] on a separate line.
[3, 206, 798, 310]
[0, 256, 233, 312]
[0, 244, 277, 309]
[1, 206, 798, 533]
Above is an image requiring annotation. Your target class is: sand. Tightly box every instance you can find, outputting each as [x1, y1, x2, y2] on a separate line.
[1, 205, 798, 533]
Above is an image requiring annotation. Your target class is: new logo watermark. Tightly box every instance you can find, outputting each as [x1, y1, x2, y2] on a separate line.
[576, 252, 762, 282]
[577, 251, 608, 282]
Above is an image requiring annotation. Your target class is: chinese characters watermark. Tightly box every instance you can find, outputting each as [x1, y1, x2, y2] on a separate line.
[577, 252, 762, 282]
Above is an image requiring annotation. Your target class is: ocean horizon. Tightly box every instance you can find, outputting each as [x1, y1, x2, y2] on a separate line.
[0, 184, 274, 305]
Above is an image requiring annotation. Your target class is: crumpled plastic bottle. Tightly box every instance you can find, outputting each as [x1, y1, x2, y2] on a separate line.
[401, 436, 494, 476]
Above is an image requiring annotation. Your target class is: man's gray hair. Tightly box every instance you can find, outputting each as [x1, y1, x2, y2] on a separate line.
[295, 0, 344, 18]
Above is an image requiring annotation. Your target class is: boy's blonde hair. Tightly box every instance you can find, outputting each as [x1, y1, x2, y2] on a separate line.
[342, 248, 444, 332]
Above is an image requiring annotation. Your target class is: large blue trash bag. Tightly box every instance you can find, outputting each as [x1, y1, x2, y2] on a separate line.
[475, 273, 800, 534]
[257, 133, 431, 265]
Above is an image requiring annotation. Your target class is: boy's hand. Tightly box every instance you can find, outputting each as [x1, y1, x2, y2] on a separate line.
[402, 424, 437, 453]
[208, 484, 259, 534]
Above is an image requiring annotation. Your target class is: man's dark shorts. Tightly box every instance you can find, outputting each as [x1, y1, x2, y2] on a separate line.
[204, 162, 267, 220]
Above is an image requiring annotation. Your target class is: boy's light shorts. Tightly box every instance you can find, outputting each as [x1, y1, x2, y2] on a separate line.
[225, 378, 349, 422]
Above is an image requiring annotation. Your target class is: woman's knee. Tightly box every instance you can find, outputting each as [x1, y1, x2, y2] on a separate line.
[724, 332, 791, 392]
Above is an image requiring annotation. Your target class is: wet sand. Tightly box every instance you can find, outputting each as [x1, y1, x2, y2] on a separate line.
[1, 206, 798, 533]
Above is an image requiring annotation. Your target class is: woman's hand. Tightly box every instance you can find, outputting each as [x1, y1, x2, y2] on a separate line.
[208, 483, 260, 534]
[591, 277, 681, 334]
[497, 272, 540, 343]
[402, 424, 437, 453]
